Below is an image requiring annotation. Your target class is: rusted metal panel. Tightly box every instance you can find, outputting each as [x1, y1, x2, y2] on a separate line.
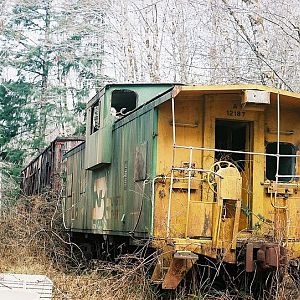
[266, 247, 278, 267]
[257, 244, 287, 269]
[63, 142, 86, 229]
[257, 247, 266, 268]
[21, 137, 84, 196]
[162, 253, 196, 289]
[245, 243, 254, 272]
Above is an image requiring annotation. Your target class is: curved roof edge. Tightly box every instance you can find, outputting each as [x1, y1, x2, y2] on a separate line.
[174, 84, 300, 100]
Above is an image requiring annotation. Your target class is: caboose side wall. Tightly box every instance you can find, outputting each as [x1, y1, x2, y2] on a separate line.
[65, 112, 156, 236]
[64, 142, 87, 230]
[264, 99, 300, 242]
[106, 108, 157, 235]
[153, 90, 300, 260]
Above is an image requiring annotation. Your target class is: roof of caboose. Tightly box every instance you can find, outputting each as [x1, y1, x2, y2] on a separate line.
[87, 82, 178, 107]
[173, 84, 300, 107]
[113, 84, 300, 129]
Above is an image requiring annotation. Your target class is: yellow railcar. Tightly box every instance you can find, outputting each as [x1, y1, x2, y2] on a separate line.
[151, 85, 300, 288]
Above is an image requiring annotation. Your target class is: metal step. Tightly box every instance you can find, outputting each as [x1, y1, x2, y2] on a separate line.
[174, 250, 198, 260]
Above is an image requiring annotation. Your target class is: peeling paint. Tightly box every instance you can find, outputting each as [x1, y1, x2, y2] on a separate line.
[92, 177, 107, 220]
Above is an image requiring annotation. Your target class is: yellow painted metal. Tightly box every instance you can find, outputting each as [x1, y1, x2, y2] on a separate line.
[152, 85, 300, 277]
[214, 163, 242, 250]
[232, 200, 241, 250]
[214, 163, 242, 199]
[212, 195, 223, 249]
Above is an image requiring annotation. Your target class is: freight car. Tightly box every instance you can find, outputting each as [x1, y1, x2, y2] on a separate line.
[24, 83, 300, 289]
[21, 137, 84, 196]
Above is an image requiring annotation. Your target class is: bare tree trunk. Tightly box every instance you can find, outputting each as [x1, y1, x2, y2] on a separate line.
[38, 0, 51, 148]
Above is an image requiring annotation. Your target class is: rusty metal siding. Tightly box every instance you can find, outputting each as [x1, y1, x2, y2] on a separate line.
[21, 137, 84, 196]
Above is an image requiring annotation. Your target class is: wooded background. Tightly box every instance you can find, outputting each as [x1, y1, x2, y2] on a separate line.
[0, 0, 299, 197]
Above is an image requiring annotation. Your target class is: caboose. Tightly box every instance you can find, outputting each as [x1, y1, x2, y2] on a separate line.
[63, 83, 300, 289]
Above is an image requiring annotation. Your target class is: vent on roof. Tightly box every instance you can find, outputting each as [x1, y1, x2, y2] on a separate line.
[242, 90, 270, 105]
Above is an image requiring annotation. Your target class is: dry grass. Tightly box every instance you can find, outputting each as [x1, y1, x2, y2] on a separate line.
[0, 195, 157, 300]
[0, 254, 156, 299]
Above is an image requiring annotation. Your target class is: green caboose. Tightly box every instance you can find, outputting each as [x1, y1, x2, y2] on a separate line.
[64, 83, 174, 236]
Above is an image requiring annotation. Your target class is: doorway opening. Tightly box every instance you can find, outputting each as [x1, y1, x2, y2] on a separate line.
[215, 120, 250, 170]
[215, 119, 253, 229]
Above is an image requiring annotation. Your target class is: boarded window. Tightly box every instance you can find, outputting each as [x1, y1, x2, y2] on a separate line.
[111, 90, 137, 116]
[90, 100, 100, 134]
[266, 142, 296, 182]
[134, 142, 147, 181]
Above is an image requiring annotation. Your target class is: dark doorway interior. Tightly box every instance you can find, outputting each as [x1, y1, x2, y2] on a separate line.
[215, 120, 249, 171]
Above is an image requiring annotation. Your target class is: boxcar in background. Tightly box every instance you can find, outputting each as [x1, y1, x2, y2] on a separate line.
[21, 137, 84, 196]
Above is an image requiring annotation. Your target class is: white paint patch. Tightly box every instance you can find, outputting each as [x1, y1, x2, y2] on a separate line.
[92, 177, 107, 220]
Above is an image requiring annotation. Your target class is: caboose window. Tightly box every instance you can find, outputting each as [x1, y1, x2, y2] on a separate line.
[90, 100, 100, 134]
[266, 142, 296, 182]
[111, 89, 137, 116]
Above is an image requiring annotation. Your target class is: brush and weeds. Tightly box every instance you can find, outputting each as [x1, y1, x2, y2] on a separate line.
[0, 194, 157, 299]
[0, 194, 299, 299]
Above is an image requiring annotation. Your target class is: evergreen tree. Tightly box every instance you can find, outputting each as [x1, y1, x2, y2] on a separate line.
[0, 79, 37, 191]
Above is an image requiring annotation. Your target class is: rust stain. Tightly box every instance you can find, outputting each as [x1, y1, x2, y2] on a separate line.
[162, 257, 195, 289]
[201, 211, 211, 236]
